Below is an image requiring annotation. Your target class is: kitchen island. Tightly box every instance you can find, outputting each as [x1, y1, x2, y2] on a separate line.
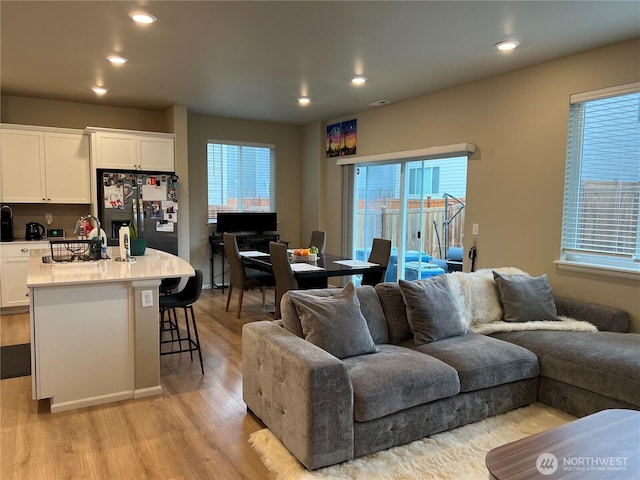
[27, 247, 194, 413]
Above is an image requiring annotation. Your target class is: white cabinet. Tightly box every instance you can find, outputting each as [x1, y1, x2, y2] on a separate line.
[88, 128, 175, 172]
[0, 242, 48, 308]
[1, 128, 45, 203]
[44, 132, 91, 203]
[0, 125, 90, 203]
[138, 136, 175, 171]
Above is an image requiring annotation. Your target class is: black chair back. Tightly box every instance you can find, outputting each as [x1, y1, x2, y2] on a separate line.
[224, 233, 247, 288]
[270, 241, 298, 318]
[362, 238, 392, 286]
[309, 230, 326, 253]
[177, 270, 203, 305]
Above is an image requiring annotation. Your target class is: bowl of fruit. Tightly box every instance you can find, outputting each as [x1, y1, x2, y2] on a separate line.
[292, 246, 319, 262]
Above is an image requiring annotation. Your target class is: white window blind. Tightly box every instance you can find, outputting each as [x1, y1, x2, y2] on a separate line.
[560, 85, 640, 273]
[207, 141, 275, 221]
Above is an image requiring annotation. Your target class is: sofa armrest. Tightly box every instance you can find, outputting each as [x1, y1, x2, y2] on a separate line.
[242, 321, 354, 469]
[554, 296, 630, 332]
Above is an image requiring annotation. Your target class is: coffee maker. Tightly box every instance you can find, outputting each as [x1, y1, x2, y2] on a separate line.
[1, 206, 13, 242]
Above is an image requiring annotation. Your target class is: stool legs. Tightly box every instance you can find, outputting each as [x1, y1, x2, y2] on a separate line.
[160, 306, 182, 344]
[160, 305, 204, 375]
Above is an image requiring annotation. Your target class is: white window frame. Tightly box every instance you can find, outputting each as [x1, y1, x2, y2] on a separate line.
[556, 83, 640, 279]
[206, 140, 276, 223]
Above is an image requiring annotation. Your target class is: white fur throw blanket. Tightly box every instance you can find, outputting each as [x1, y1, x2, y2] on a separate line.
[446, 267, 597, 334]
[472, 317, 597, 334]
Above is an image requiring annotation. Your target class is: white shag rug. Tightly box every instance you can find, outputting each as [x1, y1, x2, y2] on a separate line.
[249, 403, 576, 480]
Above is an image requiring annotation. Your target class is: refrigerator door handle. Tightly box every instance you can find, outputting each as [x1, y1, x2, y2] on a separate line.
[132, 198, 138, 230]
[139, 199, 144, 236]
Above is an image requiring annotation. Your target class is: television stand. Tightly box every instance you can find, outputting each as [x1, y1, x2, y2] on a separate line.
[209, 232, 281, 290]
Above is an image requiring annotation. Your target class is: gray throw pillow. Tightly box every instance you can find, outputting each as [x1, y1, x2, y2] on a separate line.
[289, 282, 379, 359]
[398, 277, 467, 344]
[492, 271, 559, 322]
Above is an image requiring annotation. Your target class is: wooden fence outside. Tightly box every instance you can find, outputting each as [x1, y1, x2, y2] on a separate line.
[575, 181, 639, 254]
[356, 204, 465, 259]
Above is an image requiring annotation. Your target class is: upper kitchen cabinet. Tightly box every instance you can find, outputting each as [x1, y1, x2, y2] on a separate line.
[86, 127, 175, 172]
[0, 125, 90, 204]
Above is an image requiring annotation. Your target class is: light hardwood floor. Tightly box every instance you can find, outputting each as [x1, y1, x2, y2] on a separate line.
[0, 288, 278, 480]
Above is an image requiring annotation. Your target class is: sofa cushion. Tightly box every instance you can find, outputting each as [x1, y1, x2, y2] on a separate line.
[405, 333, 539, 392]
[288, 283, 379, 359]
[375, 282, 412, 344]
[343, 344, 460, 422]
[399, 277, 467, 344]
[282, 285, 389, 344]
[492, 331, 640, 407]
[493, 272, 558, 322]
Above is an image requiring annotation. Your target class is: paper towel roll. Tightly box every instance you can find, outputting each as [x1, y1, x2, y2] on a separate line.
[119, 226, 130, 260]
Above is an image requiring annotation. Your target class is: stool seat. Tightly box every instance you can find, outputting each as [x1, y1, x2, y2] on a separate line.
[159, 270, 204, 374]
[159, 277, 181, 295]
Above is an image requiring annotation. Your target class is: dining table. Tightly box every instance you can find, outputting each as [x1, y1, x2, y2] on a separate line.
[240, 250, 386, 288]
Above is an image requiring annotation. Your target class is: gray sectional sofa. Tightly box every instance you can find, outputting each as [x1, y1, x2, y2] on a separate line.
[242, 268, 639, 470]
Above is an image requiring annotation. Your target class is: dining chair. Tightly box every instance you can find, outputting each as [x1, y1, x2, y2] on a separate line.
[269, 241, 299, 319]
[361, 238, 392, 286]
[224, 233, 275, 319]
[309, 230, 326, 253]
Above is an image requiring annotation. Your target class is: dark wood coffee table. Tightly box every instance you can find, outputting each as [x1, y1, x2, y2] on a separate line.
[485, 409, 639, 479]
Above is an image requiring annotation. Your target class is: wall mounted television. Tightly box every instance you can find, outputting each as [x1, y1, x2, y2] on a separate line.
[216, 212, 277, 234]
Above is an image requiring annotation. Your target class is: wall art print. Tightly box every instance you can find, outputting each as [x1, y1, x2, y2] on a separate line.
[340, 119, 357, 156]
[326, 122, 341, 158]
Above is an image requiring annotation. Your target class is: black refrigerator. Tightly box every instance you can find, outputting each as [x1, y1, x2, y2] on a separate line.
[97, 169, 179, 255]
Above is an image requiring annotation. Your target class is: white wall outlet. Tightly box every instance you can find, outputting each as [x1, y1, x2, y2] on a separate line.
[472, 223, 479, 235]
[45, 213, 53, 225]
[141, 290, 153, 308]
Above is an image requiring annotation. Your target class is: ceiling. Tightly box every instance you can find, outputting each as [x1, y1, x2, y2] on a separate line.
[1, 1, 638, 125]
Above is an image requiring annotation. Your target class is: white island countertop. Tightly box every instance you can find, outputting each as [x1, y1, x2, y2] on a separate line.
[27, 246, 194, 413]
[27, 247, 194, 287]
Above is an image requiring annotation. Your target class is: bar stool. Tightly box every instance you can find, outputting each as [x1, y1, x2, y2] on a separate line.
[160, 277, 181, 295]
[159, 270, 204, 374]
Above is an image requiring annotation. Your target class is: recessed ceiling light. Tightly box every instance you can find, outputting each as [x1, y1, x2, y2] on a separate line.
[351, 76, 367, 85]
[129, 11, 157, 24]
[495, 40, 519, 51]
[92, 86, 107, 95]
[297, 96, 311, 105]
[107, 55, 128, 64]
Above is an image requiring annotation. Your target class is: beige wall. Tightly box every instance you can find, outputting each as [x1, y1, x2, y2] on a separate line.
[300, 122, 324, 242]
[1, 95, 172, 132]
[313, 38, 640, 330]
[165, 105, 190, 261]
[187, 114, 302, 284]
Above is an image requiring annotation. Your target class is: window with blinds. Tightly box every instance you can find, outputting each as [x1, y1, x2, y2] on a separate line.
[207, 141, 275, 222]
[560, 84, 640, 273]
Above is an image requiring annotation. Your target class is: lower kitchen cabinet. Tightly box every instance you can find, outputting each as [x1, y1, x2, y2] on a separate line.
[0, 242, 48, 308]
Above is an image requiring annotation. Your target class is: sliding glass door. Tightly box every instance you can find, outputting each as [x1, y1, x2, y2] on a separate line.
[353, 156, 467, 282]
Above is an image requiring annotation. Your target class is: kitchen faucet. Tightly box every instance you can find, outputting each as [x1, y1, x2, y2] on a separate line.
[74, 215, 106, 259]
[74, 214, 101, 238]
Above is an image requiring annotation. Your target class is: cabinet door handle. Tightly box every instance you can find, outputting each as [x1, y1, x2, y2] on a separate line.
[21, 248, 29, 253]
